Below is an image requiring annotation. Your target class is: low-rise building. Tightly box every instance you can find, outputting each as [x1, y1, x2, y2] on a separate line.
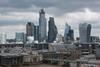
[0, 53, 23, 66]
[0, 47, 42, 66]
[41, 43, 80, 65]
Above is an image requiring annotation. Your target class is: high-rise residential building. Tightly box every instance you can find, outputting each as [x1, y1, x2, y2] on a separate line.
[39, 9, 47, 42]
[0, 33, 7, 44]
[26, 22, 34, 36]
[64, 23, 74, 43]
[15, 32, 26, 44]
[79, 23, 91, 43]
[34, 25, 39, 41]
[48, 17, 58, 43]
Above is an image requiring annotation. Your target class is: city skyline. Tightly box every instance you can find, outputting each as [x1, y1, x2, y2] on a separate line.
[0, 1, 100, 67]
[0, 0, 100, 38]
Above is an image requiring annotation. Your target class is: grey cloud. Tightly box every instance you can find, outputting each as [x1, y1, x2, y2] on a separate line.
[0, 0, 100, 37]
[92, 23, 100, 29]
[0, 20, 26, 26]
[0, 20, 37, 26]
[0, 0, 100, 15]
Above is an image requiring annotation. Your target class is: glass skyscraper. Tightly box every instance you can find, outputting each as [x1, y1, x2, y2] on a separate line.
[48, 17, 58, 43]
[15, 32, 26, 44]
[79, 23, 91, 43]
[39, 9, 47, 42]
[64, 23, 74, 43]
[34, 26, 39, 41]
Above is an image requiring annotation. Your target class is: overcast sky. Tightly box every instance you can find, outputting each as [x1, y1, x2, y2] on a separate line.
[0, 0, 100, 38]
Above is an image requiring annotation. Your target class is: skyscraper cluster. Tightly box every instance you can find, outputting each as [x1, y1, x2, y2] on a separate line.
[16, 21, 93, 44]
[26, 9, 58, 43]
[0, 9, 95, 44]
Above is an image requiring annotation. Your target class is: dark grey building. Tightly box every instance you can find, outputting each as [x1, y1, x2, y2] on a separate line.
[96, 44, 100, 59]
[48, 17, 58, 43]
[26, 22, 34, 36]
[68, 29, 74, 41]
[34, 26, 39, 41]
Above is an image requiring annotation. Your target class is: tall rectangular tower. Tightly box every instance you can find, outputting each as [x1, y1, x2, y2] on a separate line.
[34, 26, 39, 41]
[26, 22, 34, 37]
[39, 9, 47, 42]
[79, 23, 91, 43]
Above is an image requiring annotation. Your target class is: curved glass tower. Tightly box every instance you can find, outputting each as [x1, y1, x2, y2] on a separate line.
[48, 17, 58, 43]
[79, 23, 91, 43]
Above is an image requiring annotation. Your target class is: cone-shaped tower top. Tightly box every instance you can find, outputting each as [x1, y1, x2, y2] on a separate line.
[40, 9, 45, 14]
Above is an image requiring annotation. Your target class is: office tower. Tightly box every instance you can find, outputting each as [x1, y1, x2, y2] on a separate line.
[26, 22, 34, 36]
[34, 25, 39, 41]
[39, 9, 47, 42]
[48, 17, 58, 43]
[69, 29, 74, 40]
[15, 32, 26, 44]
[64, 23, 74, 43]
[79, 23, 91, 43]
[0, 33, 7, 44]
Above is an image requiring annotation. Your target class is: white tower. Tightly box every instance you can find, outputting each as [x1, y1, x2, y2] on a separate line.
[0, 33, 7, 44]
